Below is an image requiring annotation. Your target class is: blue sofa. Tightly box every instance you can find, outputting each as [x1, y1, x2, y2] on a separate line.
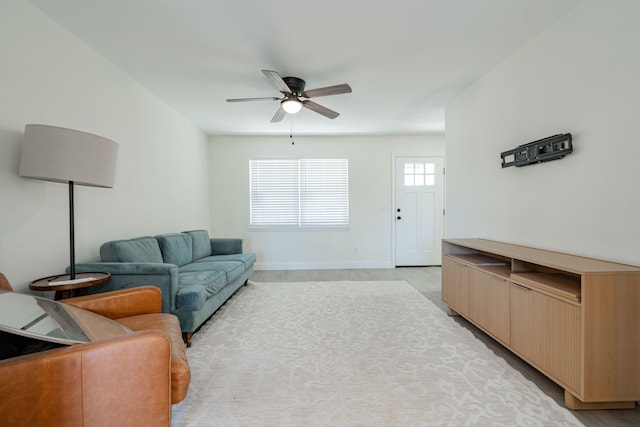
[73, 230, 255, 346]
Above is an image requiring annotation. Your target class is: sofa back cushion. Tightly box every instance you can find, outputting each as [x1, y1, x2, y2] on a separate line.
[101, 237, 164, 263]
[156, 233, 193, 267]
[183, 230, 211, 261]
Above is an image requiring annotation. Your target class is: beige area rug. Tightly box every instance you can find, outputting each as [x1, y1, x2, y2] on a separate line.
[172, 281, 583, 426]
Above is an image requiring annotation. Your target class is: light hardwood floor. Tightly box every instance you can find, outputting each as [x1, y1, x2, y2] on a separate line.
[250, 267, 640, 427]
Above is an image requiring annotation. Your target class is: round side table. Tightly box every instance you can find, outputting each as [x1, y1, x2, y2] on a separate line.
[29, 272, 111, 300]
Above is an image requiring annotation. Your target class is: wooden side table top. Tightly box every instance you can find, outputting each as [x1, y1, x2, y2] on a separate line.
[29, 272, 111, 300]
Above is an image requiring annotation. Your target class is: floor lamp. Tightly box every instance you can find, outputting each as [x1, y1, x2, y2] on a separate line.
[19, 124, 119, 279]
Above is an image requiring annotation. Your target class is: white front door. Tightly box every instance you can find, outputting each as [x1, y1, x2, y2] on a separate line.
[394, 157, 445, 266]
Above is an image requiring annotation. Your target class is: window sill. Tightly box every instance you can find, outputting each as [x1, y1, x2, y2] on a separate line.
[248, 226, 351, 232]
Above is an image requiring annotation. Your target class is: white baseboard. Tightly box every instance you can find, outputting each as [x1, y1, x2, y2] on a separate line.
[255, 261, 394, 271]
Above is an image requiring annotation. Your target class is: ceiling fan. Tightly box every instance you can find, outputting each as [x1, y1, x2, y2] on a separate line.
[226, 70, 352, 122]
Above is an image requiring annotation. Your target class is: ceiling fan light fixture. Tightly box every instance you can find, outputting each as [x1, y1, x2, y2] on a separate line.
[282, 98, 302, 114]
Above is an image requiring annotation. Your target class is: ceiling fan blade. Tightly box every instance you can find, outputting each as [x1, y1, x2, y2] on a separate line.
[271, 105, 287, 122]
[302, 100, 339, 119]
[303, 84, 352, 98]
[226, 97, 280, 102]
[262, 70, 292, 94]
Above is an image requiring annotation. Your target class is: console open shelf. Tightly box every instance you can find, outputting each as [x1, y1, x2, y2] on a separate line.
[510, 272, 581, 304]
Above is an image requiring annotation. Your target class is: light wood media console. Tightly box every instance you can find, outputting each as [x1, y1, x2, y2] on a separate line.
[442, 238, 640, 410]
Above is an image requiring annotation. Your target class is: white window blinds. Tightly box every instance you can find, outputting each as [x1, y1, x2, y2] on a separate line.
[250, 158, 349, 228]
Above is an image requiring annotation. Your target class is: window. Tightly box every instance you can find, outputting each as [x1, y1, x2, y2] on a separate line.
[250, 158, 349, 228]
[404, 162, 435, 186]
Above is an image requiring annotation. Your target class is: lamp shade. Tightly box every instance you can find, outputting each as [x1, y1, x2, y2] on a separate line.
[19, 124, 118, 188]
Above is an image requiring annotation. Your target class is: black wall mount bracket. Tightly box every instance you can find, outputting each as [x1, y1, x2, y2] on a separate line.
[501, 133, 573, 168]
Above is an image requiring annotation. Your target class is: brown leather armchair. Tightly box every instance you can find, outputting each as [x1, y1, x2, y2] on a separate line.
[0, 285, 190, 427]
[63, 286, 191, 404]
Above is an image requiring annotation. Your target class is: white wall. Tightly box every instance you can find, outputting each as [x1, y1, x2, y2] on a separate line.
[209, 135, 445, 269]
[0, 1, 210, 291]
[446, 0, 640, 265]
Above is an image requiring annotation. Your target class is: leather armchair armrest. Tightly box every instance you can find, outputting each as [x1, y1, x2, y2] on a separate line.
[63, 286, 162, 319]
[0, 332, 171, 427]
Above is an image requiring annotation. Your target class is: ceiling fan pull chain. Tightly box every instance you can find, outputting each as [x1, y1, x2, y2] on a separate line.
[290, 115, 295, 145]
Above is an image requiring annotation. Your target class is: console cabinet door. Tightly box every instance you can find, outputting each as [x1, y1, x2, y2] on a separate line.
[467, 268, 510, 345]
[510, 283, 581, 393]
[442, 257, 469, 316]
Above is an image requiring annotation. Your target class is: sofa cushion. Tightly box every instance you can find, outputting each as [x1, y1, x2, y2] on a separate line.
[183, 230, 211, 261]
[175, 270, 228, 311]
[181, 261, 245, 283]
[195, 253, 256, 269]
[156, 233, 193, 267]
[107, 237, 164, 263]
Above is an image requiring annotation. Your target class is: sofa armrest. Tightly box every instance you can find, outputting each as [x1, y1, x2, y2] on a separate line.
[63, 286, 162, 319]
[73, 262, 175, 275]
[0, 332, 171, 427]
[72, 262, 179, 313]
[210, 238, 243, 255]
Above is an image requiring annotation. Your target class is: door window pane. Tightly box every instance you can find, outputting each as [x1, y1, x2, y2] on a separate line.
[403, 162, 435, 187]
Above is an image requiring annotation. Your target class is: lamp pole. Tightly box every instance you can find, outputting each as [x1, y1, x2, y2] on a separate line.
[68, 181, 76, 279]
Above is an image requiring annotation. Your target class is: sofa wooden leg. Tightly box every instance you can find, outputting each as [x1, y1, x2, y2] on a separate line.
[183, 332, 193, 348]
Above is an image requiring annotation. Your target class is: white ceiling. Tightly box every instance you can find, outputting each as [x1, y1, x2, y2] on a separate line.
[29, 0, 580, 136]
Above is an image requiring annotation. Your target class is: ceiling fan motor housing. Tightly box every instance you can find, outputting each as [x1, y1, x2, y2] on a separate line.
[282, 77, 306, 96]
